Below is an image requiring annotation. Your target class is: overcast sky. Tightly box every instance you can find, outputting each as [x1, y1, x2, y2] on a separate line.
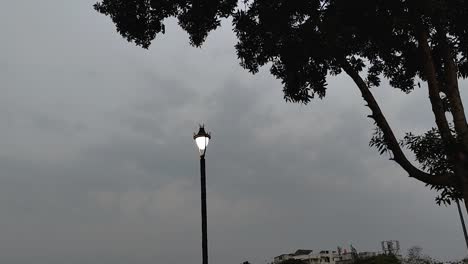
[1, 1, 468, 264]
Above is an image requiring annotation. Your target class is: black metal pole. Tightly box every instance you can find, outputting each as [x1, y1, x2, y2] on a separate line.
[456, 199, 468, 252]
[200, 155, 208, 264]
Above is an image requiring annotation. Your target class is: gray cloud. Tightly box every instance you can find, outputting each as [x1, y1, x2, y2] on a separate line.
[0, 0, 467, 263]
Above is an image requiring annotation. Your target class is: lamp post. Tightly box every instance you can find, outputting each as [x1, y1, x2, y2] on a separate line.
[194, 125, 211, 264]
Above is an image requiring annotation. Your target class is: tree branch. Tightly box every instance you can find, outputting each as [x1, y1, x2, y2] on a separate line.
[416, 28, 455, 147]
[341, 60, 456, 188]
[439, 31, 468, 149]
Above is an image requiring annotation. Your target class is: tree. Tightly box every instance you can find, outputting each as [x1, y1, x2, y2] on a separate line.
[278, 259, 307, 264]
[403, 246, 442, 264]
[404, 246, 468, 264]
[94, 0, 468, 209]
[359, 254, 401, 264]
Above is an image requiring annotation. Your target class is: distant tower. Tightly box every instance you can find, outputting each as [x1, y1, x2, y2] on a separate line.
[381, 240, 400, 255]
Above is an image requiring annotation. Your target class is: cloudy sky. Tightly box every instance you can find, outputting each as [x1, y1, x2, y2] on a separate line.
[1, 1, 467, 264]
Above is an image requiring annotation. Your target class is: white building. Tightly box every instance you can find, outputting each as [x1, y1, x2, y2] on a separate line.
[273, 249, 360, 264]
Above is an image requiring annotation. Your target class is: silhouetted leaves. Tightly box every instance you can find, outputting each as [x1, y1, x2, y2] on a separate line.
[400, 128, 462, 205]
[278, 259, 308, 264]
[95, 0, 468, 101]
[358, 254, 401, 264]
[370, 127, 389, 156]
[94, 0, 237, 48]
[403, 246, 443, 264]
[94, 0, 468, 204]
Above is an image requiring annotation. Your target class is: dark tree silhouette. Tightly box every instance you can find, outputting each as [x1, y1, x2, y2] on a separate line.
[278, 260, 308, 264]
[403, 246, 445, 264]
[359, 254, 401, 264]
[94, 0, 468, 209]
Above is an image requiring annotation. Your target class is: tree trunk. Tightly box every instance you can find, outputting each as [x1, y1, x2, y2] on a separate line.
[455, 198, 468, 252]
[437, 29, 468, 151]
[464, 197, 468, 220]
[457, 153, 468, 214]
[463, 180, 468, 215]
[416, 27, 454, 147]
[460, 164, 468, 214]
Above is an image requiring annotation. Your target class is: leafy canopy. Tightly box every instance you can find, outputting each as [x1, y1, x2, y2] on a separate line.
[94, 0, 468, 101]
[95, 0, 468, 204]
[358, 254, 401, 264]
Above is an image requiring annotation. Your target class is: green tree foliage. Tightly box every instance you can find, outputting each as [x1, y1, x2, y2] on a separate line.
[401, 128, 462, 204]
[358, 254, 401, 264]
[94, 0, 468, 208]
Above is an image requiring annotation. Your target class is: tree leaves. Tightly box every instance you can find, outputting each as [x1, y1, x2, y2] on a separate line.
[369, 127, 390, 155]
[400, 127, 462, 205]
[94, 0, 468, 205]
[94, 0, 237, 48]
[94, 0, 468, 101]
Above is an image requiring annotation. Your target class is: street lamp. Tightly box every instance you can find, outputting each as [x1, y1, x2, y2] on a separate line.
[194, 125, 211, 264]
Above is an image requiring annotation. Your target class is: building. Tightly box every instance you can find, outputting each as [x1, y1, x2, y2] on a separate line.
[292, 250, 314, 261]
[273, 249, 354, 264]
[274, 254, 293, 264]
[272, 241, 401, 264]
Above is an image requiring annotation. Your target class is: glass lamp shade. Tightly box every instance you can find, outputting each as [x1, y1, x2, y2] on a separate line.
[193, 126, 211, 154]
[195, 136, 210, 151]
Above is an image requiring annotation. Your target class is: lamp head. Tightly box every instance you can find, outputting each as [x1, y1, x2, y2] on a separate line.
[193, 125, 211, 156]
